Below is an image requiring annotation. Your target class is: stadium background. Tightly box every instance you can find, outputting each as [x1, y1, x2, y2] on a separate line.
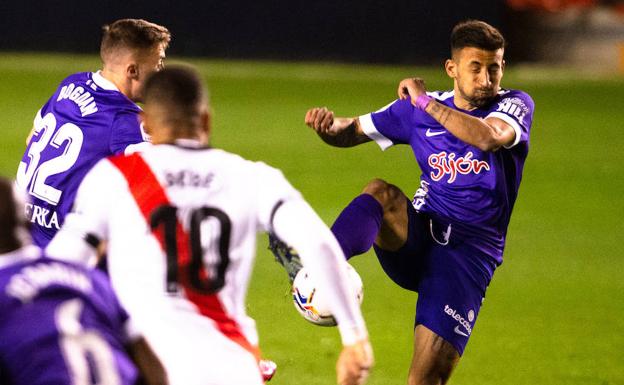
[1, 1, 623, 384]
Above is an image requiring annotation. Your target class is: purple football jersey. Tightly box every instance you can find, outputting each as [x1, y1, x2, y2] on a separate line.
[0, 246, 138, 385]
[16, 72, 148, 248]
[359, 89, 534, 263]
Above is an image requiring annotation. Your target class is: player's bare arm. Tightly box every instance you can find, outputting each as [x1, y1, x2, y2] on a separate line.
[305, 107, 371, 147]
[398, 78, 515, 151]
[337, 339, 374, 385]
[128, 337, 169, 385]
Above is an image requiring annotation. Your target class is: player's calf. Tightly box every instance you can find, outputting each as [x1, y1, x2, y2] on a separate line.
[408, 325, 460, 385]
[361, 179, 409, 251]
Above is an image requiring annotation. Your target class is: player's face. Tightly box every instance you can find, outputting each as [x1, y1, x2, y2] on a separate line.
[446, 47, 504, 109]
[131, 44, 166, 102]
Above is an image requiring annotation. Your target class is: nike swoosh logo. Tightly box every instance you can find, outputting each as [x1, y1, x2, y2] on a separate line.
[454, 325, 469, 337]
[425, 128, 446, 137]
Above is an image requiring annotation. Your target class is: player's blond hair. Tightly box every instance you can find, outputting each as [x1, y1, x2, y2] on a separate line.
[100, 19, 171, 62]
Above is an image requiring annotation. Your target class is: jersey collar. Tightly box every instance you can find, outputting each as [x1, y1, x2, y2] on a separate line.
[0, 245, 41, 269]
[92, 71, 121, 92]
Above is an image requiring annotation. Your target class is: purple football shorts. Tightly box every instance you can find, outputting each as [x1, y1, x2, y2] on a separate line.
[372, 200, 498, 355]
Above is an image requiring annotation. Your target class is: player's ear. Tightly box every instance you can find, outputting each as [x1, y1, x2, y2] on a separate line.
[199, 108, 211, 145]
[139, 111, 151, 136]
[445, 59, 457, 79]
[127, 63, 140, 81]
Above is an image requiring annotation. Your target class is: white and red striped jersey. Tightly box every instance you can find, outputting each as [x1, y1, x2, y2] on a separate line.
[47, 140, 367, 385]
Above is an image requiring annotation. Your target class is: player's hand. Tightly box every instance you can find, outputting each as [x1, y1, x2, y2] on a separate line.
[305, 107, 337, 135]
[397, 78, 427, 107]
[336, 339, 374, 385]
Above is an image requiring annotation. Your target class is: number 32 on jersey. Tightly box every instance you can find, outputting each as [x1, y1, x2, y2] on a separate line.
[17, 112, 84, 205]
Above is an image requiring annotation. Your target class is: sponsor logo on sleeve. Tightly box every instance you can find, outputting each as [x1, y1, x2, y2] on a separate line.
[496, 97, 529, 125]
[25, 203, 60, 230]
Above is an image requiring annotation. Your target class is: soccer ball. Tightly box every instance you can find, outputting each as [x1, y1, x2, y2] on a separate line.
[291, 263, 363, 326]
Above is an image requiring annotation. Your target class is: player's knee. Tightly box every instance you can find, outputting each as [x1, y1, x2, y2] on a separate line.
[362, 178, 404, 209]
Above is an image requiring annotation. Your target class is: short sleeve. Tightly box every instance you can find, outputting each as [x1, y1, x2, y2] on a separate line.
[109, 110, 146, 155]
[359, 99, 417, 150]
[252, 162, 303, 232]
[485, 90, 534, 149]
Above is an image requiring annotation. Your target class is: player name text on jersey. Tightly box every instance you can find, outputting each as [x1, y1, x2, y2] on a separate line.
[56, 83, 98, 117]
[6, 262, 92, 303]
[165, 169, 215, 188]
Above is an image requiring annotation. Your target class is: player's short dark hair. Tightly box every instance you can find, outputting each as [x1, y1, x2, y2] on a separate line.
[450, 20, 505, 54]
[143, 65, 208, 127]
[0, 177, 21, 252]
[100, 19, 171, 60]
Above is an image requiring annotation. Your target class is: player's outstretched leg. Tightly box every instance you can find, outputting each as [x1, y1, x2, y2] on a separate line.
[332, 178, 409, 259]
[268, 233, 303, 282]
[268, 178, 407, 280]
[408, 325, 460, 385]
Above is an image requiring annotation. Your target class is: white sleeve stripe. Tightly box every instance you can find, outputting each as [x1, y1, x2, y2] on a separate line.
[359, 113, 393, 151]
[486, 111, 523, 149]
[124, 142, 152, 155]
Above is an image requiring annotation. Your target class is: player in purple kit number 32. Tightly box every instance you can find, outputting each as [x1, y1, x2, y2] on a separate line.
[15, 19, 170, 248]
[304, 20, 534, 384]
[0, 177, 167, 385]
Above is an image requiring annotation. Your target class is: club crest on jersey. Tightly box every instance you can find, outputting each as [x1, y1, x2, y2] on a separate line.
[428, 151, 490, 183]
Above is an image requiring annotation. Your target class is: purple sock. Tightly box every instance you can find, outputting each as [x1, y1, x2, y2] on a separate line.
[331, 194, 384, 260]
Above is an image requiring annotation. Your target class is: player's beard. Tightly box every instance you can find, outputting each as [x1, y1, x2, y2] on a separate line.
[459, 85, 497, 109]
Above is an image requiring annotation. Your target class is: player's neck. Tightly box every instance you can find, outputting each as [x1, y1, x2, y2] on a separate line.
[100, 69, 131, 97]
[452, 93, 476, 111]
[0, 238, 21, 255]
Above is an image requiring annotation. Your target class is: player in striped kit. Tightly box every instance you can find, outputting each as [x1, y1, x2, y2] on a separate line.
[47, 66, 373, 385]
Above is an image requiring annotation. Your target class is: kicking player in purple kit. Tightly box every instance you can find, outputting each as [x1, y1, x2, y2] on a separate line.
[16, 19, 170, 248]
[0, 177, 167, 385]
[301, 20, 534, 384]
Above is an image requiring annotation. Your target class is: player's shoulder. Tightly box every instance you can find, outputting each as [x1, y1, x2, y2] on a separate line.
[203, 148, 290, 186]
[428, 90, 455, 102]
[87, 71, 140, 112]
[59, 71, 91, 85]
[497, 88, 535, 107]
[0, 246, 42, 288]
[0, 245, 42, 272]
[50, 72, 90, 98]
[78, 155, 129, 192]
[207, 148, 284, 176]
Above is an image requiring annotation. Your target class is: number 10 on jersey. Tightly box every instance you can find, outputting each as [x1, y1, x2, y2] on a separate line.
[150, 205, 231, 294]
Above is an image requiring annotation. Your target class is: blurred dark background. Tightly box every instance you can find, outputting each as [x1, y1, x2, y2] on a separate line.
[1, 0, 623, 67]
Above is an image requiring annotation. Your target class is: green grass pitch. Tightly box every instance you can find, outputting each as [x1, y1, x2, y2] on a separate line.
[0, 53, 622, 385]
